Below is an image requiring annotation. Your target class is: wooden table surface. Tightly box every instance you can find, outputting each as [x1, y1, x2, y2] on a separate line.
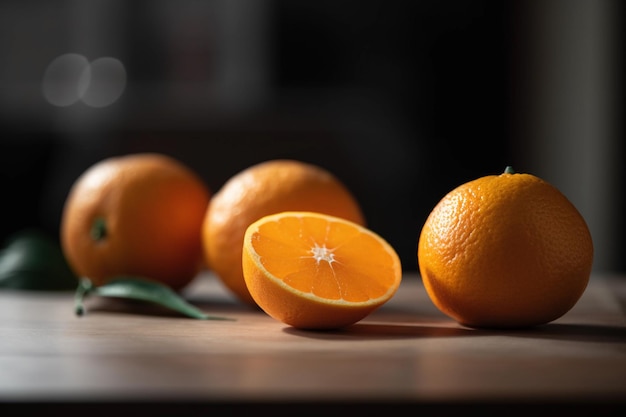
[1, 272, 625, 415]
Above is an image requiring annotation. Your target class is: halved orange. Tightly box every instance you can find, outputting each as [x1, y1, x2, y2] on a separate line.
[242, 211, 402, 329]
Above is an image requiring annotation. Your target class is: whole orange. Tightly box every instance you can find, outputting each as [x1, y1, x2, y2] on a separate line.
[60, 153, 211, 291]
[202, 159, 365, 305]
[417, 166, 593, 328]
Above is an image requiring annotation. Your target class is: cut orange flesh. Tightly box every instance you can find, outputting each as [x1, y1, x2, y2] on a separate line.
[242, 211, 402, 329]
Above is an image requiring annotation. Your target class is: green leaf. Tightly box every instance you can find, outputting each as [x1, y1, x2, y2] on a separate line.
[74, 276, 233, 321]
[0, 229, 78, 291]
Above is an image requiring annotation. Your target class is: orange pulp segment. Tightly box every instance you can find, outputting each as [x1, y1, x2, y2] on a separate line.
[242, 211, 402, 329]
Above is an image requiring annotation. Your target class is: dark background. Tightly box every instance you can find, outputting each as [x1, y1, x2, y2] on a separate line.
[1, 0, 623, 273]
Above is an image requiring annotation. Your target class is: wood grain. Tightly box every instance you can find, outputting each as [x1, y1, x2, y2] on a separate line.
[1, 272, 625, 410]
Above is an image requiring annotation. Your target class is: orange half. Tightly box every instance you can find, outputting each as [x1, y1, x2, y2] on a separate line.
[242, 211, 402, 329]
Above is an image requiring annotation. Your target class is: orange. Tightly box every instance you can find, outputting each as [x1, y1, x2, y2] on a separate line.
[417, 166, 594, 328]
[60, 153, 210, 291]
[202, 159, 365, 305]
[242, 211, 402, 329]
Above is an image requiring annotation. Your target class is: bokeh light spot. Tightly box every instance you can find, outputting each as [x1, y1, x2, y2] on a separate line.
[81, 57, 127, 108]
[42, 53, 90, 107]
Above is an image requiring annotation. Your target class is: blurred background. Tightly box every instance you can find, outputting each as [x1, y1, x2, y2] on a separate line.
[0, 0, 623, 273]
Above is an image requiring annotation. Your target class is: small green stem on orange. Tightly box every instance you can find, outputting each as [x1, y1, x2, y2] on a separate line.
[90, 217, 107, 241]
[504, 166, 515, 174]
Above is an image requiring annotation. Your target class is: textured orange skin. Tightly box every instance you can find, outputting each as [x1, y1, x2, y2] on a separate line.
[417, 170, 593, 328]
[60, 153, 211, 291]
[242, 212, 402, 329]
[202, 160, 365, 305]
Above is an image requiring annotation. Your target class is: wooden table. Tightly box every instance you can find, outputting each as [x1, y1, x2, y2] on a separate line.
[1, 272, 625, 415]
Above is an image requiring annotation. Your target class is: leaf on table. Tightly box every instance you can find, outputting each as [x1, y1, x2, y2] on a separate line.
[74, 276, 234, 321]
[0, 229, 78, 291]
